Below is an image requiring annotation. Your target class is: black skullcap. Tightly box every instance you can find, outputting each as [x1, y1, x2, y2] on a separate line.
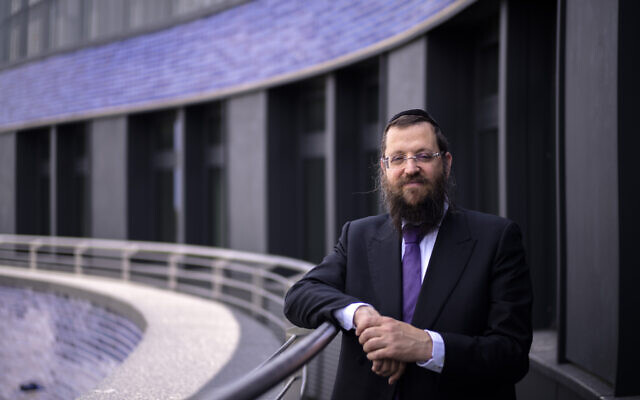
[387, 108, 440, 129]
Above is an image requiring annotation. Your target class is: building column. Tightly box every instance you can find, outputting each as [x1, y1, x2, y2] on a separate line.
[386, 37, 427, 118]
[227, 91, 267, 253]
[0, 132, 16, 233]
[562, 0, 640, 396]
[90, 116, 127, 239]
[175, 108, 186, 244]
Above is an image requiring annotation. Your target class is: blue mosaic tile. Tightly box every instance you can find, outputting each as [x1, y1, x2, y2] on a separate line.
[0, 0, 455, 129]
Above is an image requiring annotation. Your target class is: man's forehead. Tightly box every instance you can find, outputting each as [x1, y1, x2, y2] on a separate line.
[385, 122, 437, 148]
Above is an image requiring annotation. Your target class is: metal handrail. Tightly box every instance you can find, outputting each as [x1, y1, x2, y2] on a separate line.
[191, 322, 338, 400]
[0, 234, 335, 399]
[0, 234, 311, 337]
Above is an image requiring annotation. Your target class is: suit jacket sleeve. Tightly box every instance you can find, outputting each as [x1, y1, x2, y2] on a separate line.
[284, 221, 363, 329]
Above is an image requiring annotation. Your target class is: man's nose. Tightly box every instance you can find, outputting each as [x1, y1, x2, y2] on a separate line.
[403, 158, 420, 174]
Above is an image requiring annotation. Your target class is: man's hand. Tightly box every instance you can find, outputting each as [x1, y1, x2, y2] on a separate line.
[358, 316, 433, 363]
[371, 359, 406, 385]
[353, 305, 380, 334]
[354, 307, 407, 384]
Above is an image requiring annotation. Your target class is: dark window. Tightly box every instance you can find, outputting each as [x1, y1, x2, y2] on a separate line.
[16, 127, 50, 235]
[56, 122, 90, 237]
[268, 77, 327, 263]
[185, 101, 226, 247]
[336, 58, 383, 227]
[303, 158, 325, 264]
[128, 109, 177, 242]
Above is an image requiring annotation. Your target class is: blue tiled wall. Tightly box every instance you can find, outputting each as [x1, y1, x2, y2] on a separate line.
[0, 0, 455, 129]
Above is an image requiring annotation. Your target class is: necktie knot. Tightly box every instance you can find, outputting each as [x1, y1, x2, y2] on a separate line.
[403, 224, 425, 244]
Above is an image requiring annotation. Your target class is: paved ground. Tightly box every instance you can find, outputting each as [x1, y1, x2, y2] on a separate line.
[0, 266, 282, 399]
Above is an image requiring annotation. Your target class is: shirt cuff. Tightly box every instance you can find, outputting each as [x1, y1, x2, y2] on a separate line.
[332, 302, 371, 331]
[416, 330, 445, 373]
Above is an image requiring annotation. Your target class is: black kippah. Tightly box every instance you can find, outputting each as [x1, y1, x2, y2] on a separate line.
[387, 108, 440, 129]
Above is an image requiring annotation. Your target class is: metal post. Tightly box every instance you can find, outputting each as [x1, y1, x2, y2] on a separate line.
[251, 267, 265, 319]
[29, 240, 42, 270]
[211, 259, 226, 299]
[168, 253, 179, 290]
[122, 246, 136, 281]
[74, 243, 86, 275]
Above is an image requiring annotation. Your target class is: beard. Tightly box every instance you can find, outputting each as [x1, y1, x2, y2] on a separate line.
[381, 169, 448, 234]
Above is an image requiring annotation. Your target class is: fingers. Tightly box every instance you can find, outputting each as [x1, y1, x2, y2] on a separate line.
[356, 314, 429, 385]
[371, 359, 400, 377]
[388, 362, 406, 385]
[371, 359, 407, 385]
[360, 319, 434, 363]
[371, 359, 386, 375]
[358, 316, 394, 346]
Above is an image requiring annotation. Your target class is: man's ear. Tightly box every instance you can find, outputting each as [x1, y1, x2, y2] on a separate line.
[444, 152, 453, 178]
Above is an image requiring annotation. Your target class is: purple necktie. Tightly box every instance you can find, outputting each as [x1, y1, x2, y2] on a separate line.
[402, 224, 424, 323]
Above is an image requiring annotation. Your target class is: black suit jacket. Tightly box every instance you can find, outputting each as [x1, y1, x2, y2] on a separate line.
[284, 208, 533, 400]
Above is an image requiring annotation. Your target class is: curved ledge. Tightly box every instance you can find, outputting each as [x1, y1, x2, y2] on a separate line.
[0, 266, 241, 399]
[524, 330, 628, 400]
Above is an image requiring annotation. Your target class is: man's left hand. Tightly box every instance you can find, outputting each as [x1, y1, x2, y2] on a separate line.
[372, 359, 406, 385]
[358, 316, 433, 363]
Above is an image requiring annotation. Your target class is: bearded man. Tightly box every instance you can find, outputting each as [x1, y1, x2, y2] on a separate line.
[284, 109, 533, 400]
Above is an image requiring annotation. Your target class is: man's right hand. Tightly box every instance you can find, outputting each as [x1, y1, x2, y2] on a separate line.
[353, 305, 380, 335]
[354, 306, 406, 385]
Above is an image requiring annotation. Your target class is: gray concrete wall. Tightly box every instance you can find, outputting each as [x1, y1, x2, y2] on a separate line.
[0, 132, 16, 233]
[564, 0, 619, 384]
[227, 91, 267, 253]
[386, 37, 426, 118]
[90, 116, 127, 239]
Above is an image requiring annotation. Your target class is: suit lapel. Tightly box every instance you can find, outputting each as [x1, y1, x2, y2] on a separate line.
[367, 217, 402, 320]
[412, 210, 476, 329]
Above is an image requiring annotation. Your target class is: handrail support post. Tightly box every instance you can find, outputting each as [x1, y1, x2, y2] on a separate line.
[29, 240, 42, 271]
[168, 253, 179, 290]
[74, 243, 87, 275]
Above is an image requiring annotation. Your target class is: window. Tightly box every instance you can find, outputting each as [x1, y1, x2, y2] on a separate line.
[128, 109, 178, 242]
[16, 127, 50, 235]
[185, 101, 227, 247]
[268, 77, 328, 263]
[0, 0, 248, 68]
[56, 122, 90, 237]
[335, 59, 383, 226]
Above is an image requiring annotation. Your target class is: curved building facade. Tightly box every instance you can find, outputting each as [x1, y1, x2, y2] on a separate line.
[1, 0, 638, 399]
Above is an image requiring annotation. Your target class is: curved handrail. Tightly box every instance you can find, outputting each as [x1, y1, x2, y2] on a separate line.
[0, 234, 332, 399]
[191, 322, 338, 400]
[0, 234, 312, 339]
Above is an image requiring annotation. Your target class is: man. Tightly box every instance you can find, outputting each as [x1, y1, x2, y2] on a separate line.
[284, 109, 532, 399]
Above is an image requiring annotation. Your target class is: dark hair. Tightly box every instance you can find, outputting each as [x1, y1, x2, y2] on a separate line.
[380, 109, 450, 158]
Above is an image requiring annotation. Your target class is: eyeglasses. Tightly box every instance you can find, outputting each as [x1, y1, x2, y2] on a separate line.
[382, 152, 442, 169]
